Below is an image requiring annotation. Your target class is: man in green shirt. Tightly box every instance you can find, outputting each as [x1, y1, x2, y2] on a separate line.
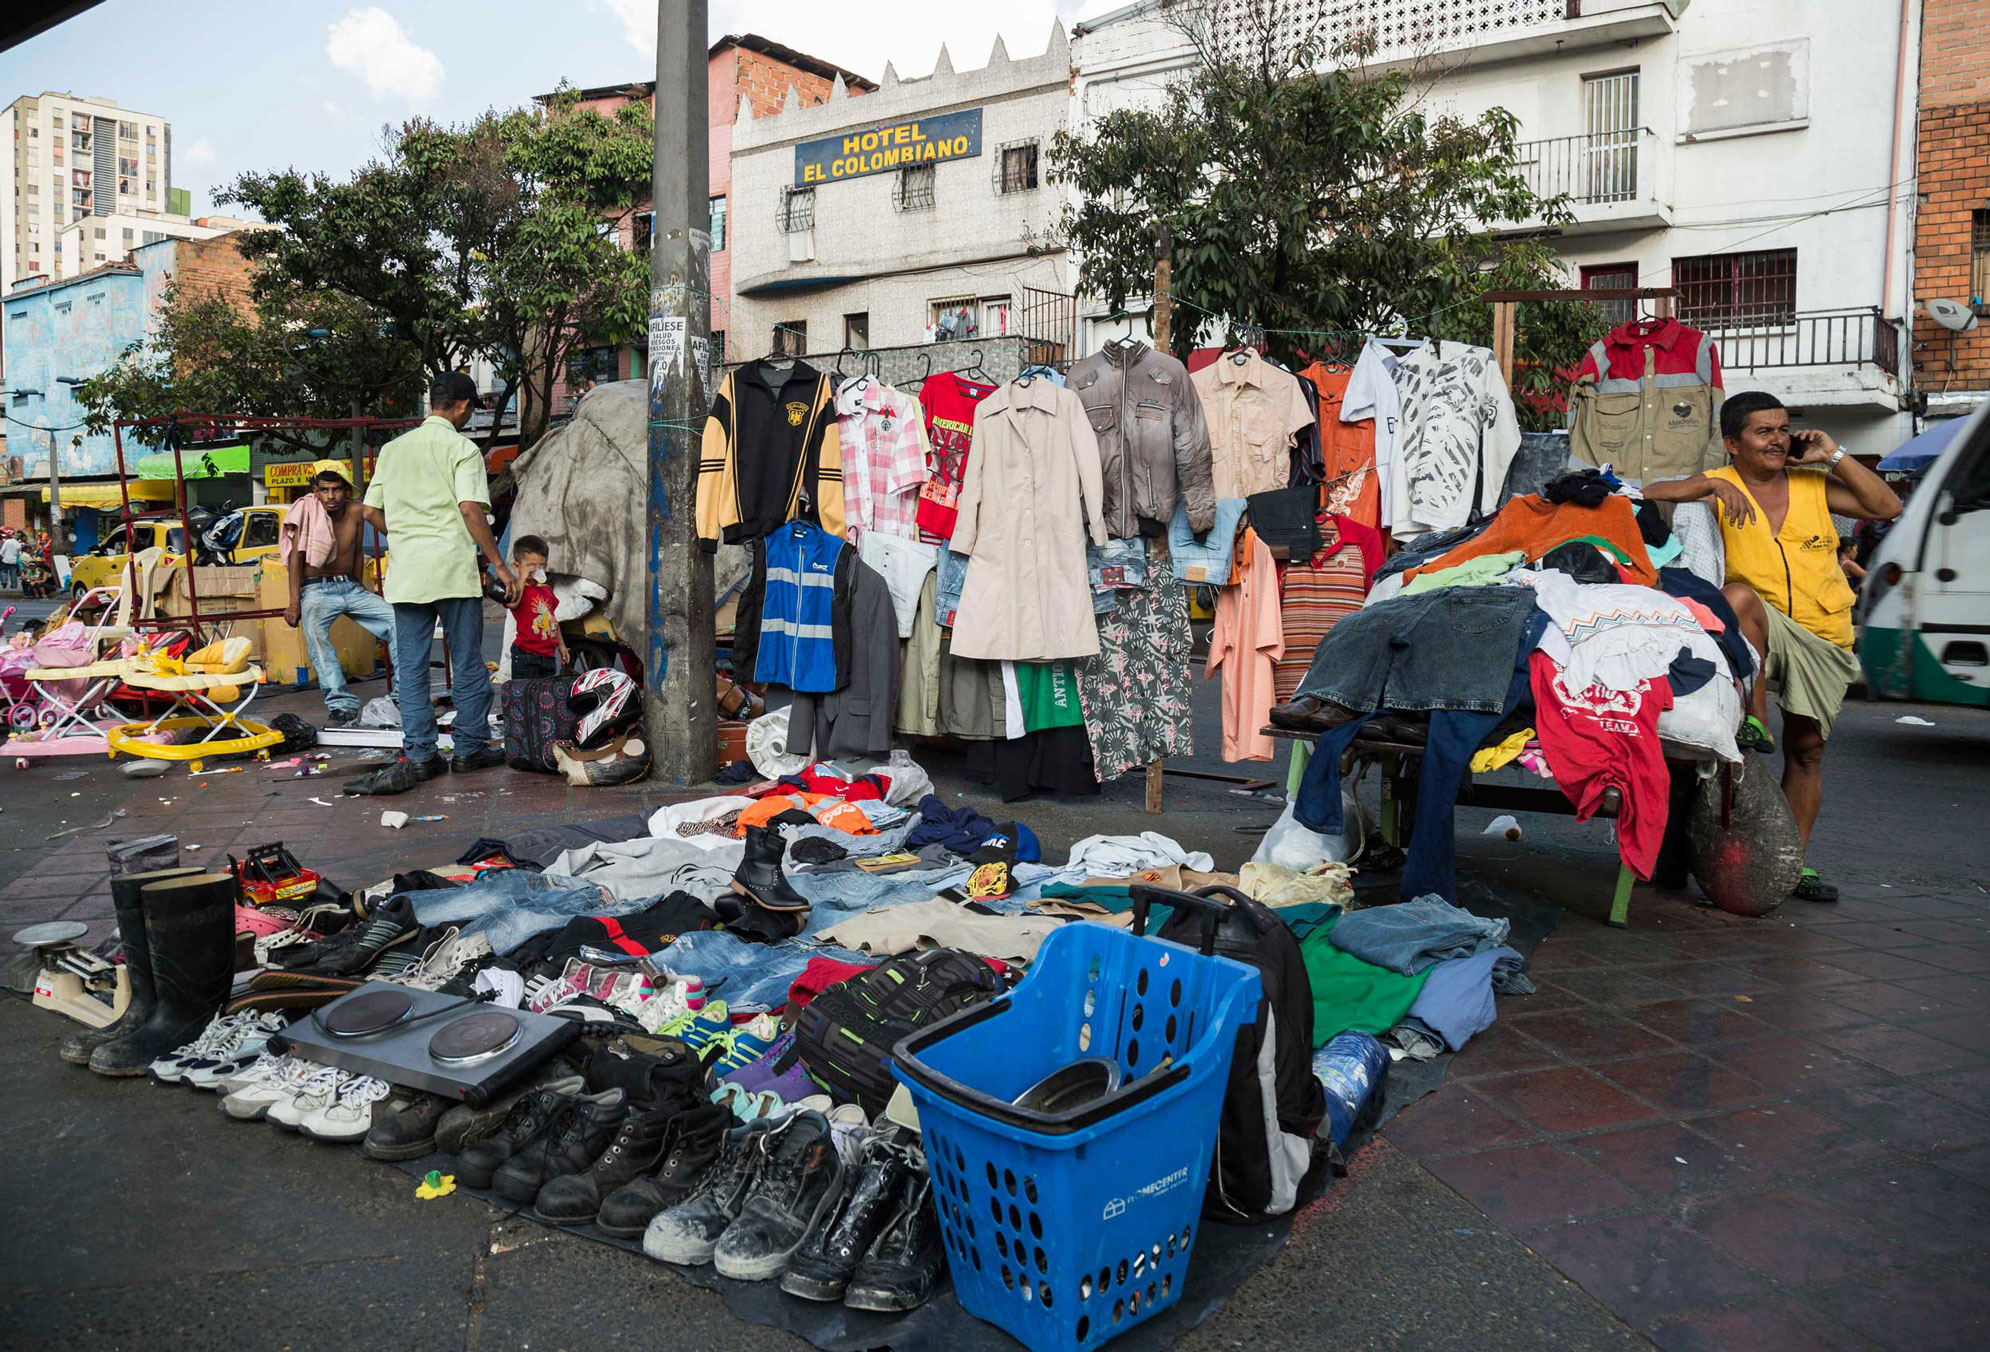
[348, 373, 520, 795]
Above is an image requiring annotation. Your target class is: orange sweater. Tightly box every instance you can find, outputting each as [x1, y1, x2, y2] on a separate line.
[1403, 494, 1656, 587]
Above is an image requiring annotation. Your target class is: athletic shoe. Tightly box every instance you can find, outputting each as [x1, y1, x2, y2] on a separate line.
[363, 1090, 454, 1161]
[149, 1012, 253, 1084]
[219, 1055, 315, 1121]
[180, 1013, 287, 1090]
[316, 895, 419, 977]
[269, 1065, 352, 1130]
[385, 927, 493, 992]
[714, 1110, 844, 1281]
[643, 1120, 774, 1266]
[300, 1074, 393, 1142]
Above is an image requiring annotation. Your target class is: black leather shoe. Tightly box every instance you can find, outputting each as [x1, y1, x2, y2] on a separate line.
[492, 1087, 628, 1204]
[719, 824, 809, 939]
[342, 755, 445, 796]
[781, 1134, 914, 1301]
[450, 746, 507, 773]
[1269, 695, 1360, 732]
[844, 1175, 945, 1312]
[597, 1103, 730, 1239]
[534, 1098, 679, 1225]
[455, 1076, 583, 1189]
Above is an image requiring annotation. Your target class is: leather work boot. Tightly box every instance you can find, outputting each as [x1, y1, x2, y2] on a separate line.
[597, 1103, 730, 1240]
[780, 1132, 914, 1300]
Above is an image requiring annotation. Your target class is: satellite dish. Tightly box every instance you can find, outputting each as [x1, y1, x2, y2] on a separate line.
[1927, 298, 1980, 333]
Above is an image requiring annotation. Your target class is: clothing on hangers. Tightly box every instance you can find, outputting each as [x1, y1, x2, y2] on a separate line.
[1206, 528, 1284, 763]
[1297, 361, 1381, 529]
[914, 370, 1001, 542]
[1191, 347, 1316, 500]
[1067, 340, 1216, 540]
[1386, 341, 1520, 540]
[1340, 339, 1402, 530]
[1567, 317, 1725, 487]
[834, 374, 930, 542]
[1270, 520, 1369, 704]
[696, 359, 845, 548]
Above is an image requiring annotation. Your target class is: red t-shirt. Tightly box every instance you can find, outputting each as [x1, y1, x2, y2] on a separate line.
[915, 371, 999, 542]
[1528, 650, 1675, 879]
[510, 583, 561, 656]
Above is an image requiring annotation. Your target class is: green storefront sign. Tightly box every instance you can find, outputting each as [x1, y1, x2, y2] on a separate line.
[795, 109, 983, 186]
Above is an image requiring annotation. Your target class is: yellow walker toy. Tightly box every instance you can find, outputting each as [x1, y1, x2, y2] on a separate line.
[105, 635, 283, 772]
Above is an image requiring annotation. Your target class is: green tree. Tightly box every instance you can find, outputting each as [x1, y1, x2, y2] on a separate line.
[1046, 0, 1599, 428]
[74, 279, 422, 451]
[220, 86, 653, 447]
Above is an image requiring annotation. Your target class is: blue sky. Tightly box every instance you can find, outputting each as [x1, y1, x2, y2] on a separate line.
[2, 0, 1106, 217]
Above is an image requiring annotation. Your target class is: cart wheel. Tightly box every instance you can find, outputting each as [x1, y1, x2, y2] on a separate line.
[14, 757, 28, 771]
[188, 760, 204, 773]
[256, 749, 270, 762]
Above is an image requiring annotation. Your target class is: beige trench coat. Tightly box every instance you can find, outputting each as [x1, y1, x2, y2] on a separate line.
[949, 378, 1108, 661]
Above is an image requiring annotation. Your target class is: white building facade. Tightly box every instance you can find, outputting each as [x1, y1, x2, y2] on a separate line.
[50, 211, 254, 281]
[1072, 0, 1922, 449]
[727, 26, 1076, 362]
[2, 92, 174, 293]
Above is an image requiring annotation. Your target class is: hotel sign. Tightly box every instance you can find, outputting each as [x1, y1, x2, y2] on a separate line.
[794, 109, 983, 186]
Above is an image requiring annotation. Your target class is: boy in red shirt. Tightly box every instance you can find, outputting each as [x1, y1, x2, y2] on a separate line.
[507, 535, 568, 680]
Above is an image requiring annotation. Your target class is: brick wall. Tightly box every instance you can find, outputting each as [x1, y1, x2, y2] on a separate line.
[168, 233, 256, 309]
[1912, 0, 1990, 394]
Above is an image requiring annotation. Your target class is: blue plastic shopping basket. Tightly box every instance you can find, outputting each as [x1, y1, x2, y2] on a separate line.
[892, 889, 1262, 1352]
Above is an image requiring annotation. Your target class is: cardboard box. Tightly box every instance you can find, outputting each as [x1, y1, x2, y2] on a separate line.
[256, 561, 388, 685]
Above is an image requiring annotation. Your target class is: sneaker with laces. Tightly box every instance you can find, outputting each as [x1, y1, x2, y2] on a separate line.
[315, 895, 418, 977]
[386, 927, 493, 992]
[149, 1012, 251, 1084]
[643, 1119, 775, 1266]
[215, 1050, 289, 1100]
[269, 1065, 352, 1130]
[715, 1110, 844, 1281]
[221, 1056, 317, 1121]
[301, 1075, 394, 1142]
[181, 1013, 287, 1090]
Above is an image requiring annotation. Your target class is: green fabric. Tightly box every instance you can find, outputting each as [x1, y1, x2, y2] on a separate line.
[134, 443, 250, 480]
[363, 416, 491, 604]
[1564, 534, 1635, 565]
[1399, 550, 1526, 595]
[1015, 660, 1084, 730]
[1300, 915, 1430, 1045]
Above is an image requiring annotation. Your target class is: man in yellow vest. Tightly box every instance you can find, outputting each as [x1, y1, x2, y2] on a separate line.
[1645, 391, 1900, 901]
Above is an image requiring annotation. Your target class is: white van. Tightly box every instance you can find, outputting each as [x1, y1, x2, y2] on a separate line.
[1858, 401, 1990, 708]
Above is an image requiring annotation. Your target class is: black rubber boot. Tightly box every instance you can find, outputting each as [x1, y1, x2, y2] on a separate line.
[88, 873, 238, 1078]
[721, 825, 809, 940]
[59, 866, 203, 1067]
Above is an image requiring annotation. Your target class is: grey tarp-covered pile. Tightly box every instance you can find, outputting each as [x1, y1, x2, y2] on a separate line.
[508, 380, 749, 648]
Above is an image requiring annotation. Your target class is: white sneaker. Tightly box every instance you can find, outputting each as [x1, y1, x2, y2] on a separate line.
[299, 1075, 392, 1142]
[181, 1013, 287, 1091]
[149, 1012, 249, 1083]
[221, 1056, 316, 1121]
[393, 927, 493, 991]
[524, 973, 582, 1013]
[214, 1050, 288, 1100]
[269, 1065, 351, 1130]
[631, 982, 695, 1033]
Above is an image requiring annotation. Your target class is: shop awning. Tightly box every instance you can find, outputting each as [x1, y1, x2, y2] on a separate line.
[42, 480, 178, 507]
[134, 442, 251, 480]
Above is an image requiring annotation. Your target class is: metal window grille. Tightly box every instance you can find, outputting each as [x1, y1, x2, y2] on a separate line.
[1672, 249, 1798, 325]
[774, 320, 807, 356]
[1580, 263, 1638, 326]
[708, 195, 726, 251]
[995, 140, 1040, 193]
[778, 187, 815, 233]
[1973, 211, 1990, 311]
[894, 165, 935, 212]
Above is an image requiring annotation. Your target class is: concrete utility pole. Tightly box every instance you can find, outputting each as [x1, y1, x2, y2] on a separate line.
[644, 0, 717, 784]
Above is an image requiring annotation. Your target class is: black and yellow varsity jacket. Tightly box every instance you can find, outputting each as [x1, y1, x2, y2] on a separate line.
[696, 359, 846, 551]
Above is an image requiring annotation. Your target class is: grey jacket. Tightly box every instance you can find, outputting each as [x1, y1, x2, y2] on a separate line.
[790, 560, 901, 760]
[1068, 343, 1216, 538]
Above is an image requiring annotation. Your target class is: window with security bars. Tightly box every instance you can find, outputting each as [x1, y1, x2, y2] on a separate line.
[778, 187, 815, 233]
[996, 140, 1040, 193]
[894, 164, 935, 212]
[1672, 249, 1798, 325]
[1580, 263, 1638, 327]
[1973, 211, 1990, 313]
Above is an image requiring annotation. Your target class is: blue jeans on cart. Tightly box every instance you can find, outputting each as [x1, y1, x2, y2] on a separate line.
[1295, 610, 1545, 903]
[298, 576, 395, 716]
[393, 595, 492, 764]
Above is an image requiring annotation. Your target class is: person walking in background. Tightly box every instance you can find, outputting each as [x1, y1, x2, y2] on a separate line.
[280, 461, 396, 728]
[0, 530, 21, 592]
[1644, 391, 1901, 903]
[344, 373, 519, 796]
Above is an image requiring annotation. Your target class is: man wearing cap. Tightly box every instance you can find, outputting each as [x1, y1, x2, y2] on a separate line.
[281, 460, 396, 728]
[348, 374, 521, 795]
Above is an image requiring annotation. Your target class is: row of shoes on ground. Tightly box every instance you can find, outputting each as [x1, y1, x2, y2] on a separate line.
[643, 1113, 943, 1309]
[148, 1010, 287, 1090]
[186, 1049, 394, 1142]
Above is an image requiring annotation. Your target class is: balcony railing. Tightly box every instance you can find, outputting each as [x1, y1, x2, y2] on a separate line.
[1696, 308, 1899, 379]
[1514, 129, 1652, 207]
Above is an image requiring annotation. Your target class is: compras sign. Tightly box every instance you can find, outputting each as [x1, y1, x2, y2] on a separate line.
[794, 109, 983, 186]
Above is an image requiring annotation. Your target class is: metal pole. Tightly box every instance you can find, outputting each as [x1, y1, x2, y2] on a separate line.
[1146, 222, 1173, 814]
[645, 0, 716, 784]
[45, 429, 68, 557]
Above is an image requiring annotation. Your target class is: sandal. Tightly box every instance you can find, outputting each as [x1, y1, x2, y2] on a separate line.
[1737, 715, 1776, 754]
[1790, 868, 1839, 903]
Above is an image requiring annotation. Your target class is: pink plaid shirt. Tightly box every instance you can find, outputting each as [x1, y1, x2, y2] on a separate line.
[834, 376, 929, 541]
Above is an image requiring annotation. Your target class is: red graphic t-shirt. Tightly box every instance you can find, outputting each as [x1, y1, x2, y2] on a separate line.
[1528, 650, 1675, 878]
[510, 583, 562, 656]
[915, 371, 999, 542]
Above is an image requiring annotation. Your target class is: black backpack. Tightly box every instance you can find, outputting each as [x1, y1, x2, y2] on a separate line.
[785, 949, 1004, 1117]
[1136, 884, 1325, 1224]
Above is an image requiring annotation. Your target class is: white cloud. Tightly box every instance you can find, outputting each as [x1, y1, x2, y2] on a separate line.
[183, 138, 216, 168]
[325, 7, 444, 104]
[323, 101, 340, 116]
[592, 0, 653, 61]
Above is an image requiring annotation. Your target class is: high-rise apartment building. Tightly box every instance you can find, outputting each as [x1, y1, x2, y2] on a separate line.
[1, 91, 172, 293]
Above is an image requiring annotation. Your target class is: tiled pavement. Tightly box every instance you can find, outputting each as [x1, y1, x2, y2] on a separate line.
[1384, 882, 1990, 1351]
